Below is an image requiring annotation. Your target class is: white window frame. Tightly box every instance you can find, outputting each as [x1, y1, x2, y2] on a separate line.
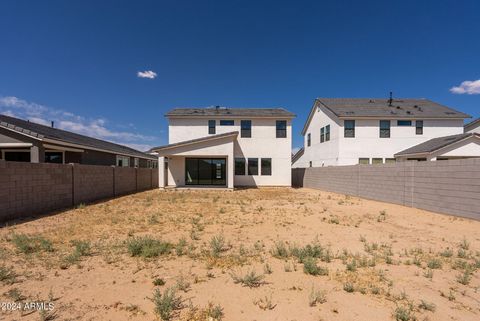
[116, 155, 130, 167]
[134, 157, 139, 168]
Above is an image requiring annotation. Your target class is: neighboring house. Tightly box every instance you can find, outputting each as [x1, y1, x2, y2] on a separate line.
[464, 118, 480, 133]
[0, 115, 157, 168]
[292, 98, 471, 167]
[395, 132, 480, 161]
[149, 106, 295, 188]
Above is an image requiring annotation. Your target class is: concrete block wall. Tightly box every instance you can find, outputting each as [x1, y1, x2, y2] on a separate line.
[73, 164, 114, 204]
[114, 167, 137, 196]
[0, 160, 159, 222]
[292, 158, 480, 220]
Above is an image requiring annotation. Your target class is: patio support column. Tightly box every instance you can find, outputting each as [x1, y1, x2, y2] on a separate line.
[30, 142, 45, 163]
[158, 156, 165, 188]
[227, 154, 234, 189]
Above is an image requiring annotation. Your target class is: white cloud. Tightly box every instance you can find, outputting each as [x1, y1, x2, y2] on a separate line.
[137, 70, 157, 79]
[450, 79, 480, 95]
[0, 96, 161, 152]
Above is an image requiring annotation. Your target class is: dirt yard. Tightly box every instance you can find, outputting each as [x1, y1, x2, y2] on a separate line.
[0, 188, 479, 321]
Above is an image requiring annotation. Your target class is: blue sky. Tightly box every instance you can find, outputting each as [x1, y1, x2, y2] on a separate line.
[0, 0, 479, 151]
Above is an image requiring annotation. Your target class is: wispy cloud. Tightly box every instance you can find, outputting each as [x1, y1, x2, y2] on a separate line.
[450, 79, 480, 95]
[0, 96, 159, 151]
[137, 70, 157, 79]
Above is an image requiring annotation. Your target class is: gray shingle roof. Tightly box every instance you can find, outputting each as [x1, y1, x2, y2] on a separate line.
[302, 98, 471, 135]
[317, 98, 471, 119]
[394, 133, 479, 157]
[166, 107, 295, 118]
[291, 147, 304, 164]
[465, 118, 480, 132]
[149, 131, 239, 152]
[0, 114, 156, 159]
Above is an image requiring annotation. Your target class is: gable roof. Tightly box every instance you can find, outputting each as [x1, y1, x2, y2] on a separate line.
[0, 114, 156, 159]
[464, 118, 480, 132]
[302, 98, 471, 135]
[149, 131, 238, 153]
[394, 133, 480, 157]
[166, 107, 295, 118]
[291, 147, 304, 164]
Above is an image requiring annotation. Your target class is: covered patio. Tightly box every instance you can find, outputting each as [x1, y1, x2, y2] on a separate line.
[152, 132, 238, 189]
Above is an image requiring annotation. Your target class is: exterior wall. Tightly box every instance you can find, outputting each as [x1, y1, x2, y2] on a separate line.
[295, 104, 465, 167]
[0, 160, 159, 222]
[168, 117, 292, 186]
[396, 136, 480, 161]
[294, 105, 341, 168]
[292, 158, 480, 220]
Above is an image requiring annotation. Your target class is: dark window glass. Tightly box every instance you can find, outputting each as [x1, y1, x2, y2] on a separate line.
[4, 151, 30, 162]
[248, 158, 258, 175]
[372, 158, 383, 164]
[261, 158, 271, 176]
[358, 158, 370, 164]
[220, 120, 234, 126]
[380, 120, 390, 138]
[208, 120, 216, 134]
[344, 120, 355, 137]
[241, 120, 251, 138]
[320, 127, 325, 143]
[397, 120, 412, 126]
[416, 120, 423, 135]
[385, 158, 396, 164]
[325, 125, 330, 141]
[45, 152, 63, 164]
[309, 161, 312, 167]
[185, 158, 226, 185]
[235, 158, 246, 175]
[307, 133, 311, 146]
[276, 120, 287, 138]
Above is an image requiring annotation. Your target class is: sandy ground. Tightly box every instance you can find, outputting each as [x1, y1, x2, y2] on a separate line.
[0, 188, 479, 321]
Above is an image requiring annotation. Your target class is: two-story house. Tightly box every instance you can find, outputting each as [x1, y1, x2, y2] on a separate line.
[292, 98, 472, 167]
[150, 106, 295, 188]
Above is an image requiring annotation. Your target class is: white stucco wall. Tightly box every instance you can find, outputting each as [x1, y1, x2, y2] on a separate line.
[396, 136, 480, 161]
[294, 103, 465, 167]
[465, 121, 480, 134]
[167, 117, 292, 186]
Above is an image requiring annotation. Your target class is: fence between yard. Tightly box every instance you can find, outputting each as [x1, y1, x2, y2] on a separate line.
[0, 160, 159, 222]
[292, 158, 480, 220]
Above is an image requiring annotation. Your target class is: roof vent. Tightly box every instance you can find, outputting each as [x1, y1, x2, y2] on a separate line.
[413, 105, 418, 108]
[406, 110, 412, 114]
[369, 99, 375, 103]
[345, 111, 355, 115]
[396, 106, 401, 109]
[445, 112, 456, 115]
[389, 92, 393, 106]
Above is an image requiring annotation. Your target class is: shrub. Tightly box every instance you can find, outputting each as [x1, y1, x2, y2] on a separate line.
[456, 270, 471, 285]
[152, 287, 183, 321]
[0, 265, 16, 285]
[127, 237, 172, 258]
[394, 306, 415, 321]
[153, 278, 165, 286]
[231, 270, 265, 288]
[309, 286, 327, 306]
[271, 241, 289, 258]
[343, 282, 355, 293]
[11, 234, 53, 254]
[427, 258, 442, 269]
[71, 240, 91, 256]
[418, 300, 436, 312]
[205, 303, 224, 320]
[303, 257, 328, 276]
[210, 235, 226, 258]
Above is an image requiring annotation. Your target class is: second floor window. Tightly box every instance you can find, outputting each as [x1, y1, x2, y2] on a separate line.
[307, 133, 311, 146]
[208, 120, 216, 134]
[344, 120, 355, 138]
[416, 120, 423, 135]
[320, 127, 325, 143]
[220, 120, 234, 126]
[241, 120, 251, 138]
[380, 120, 390, 138]
[276, 120, 287, 138]
[325, 125, 330, 141]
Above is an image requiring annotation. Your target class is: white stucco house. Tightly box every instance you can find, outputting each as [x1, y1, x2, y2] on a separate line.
[292, 97, 474, 167]
[150, 106, 295, 188]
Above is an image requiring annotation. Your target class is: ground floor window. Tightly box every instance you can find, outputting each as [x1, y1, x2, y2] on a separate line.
[385, 158, 396, 164]
[185, 158, 226, 185]
[248, 158, 258, 175]
[45, 151, 63, 163]
[372, 158, 383, 164]
[358, 158, 370, 164]
[261, 158, 271, 175]
[3, 151, 30, 162]
[235, 158, 246, 175]
[116, 155, 130, 167]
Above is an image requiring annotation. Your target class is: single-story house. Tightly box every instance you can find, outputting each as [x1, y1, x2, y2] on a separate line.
[0, 114, 157, 168]
[464, 118, 480, 134]
[394, 132, 480, 161]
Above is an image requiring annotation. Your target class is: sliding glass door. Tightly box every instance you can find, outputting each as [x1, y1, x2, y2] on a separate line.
[185, 158, 226, 186]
